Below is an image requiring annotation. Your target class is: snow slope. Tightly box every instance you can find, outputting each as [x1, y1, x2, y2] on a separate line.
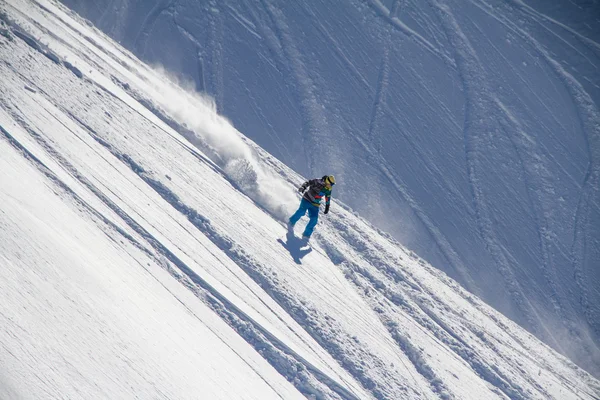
[56, 0, 600, 377]
[0, 0, 599, 398]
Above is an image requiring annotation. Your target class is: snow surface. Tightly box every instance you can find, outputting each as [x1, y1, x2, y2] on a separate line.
[55, 0, 600, 377]
[0, 0, 599, 399]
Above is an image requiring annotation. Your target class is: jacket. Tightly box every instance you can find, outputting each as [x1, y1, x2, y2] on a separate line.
[300, 178, 332, 207]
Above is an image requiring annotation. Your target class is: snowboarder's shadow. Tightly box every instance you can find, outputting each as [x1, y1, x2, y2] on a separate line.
[278, 231, 312, 264]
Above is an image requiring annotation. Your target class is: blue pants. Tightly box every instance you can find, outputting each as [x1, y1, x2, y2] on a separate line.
[289, 198, 319, 237]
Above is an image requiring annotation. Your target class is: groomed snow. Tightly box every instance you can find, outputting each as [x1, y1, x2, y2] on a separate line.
[0, 1, 599, 399]
[55, 0, 600, 377]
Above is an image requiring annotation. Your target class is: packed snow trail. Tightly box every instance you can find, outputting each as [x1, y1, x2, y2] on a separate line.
[55, 0, 600, 376]
[0, 1, 599, 399]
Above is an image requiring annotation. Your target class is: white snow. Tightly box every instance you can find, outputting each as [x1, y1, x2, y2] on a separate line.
[53, 0, 600, 377]
[0, 0, 599, 399]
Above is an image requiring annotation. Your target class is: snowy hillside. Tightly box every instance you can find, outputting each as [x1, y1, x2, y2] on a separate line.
[1, 0, 599, 399]
[55, 0, 600, 378]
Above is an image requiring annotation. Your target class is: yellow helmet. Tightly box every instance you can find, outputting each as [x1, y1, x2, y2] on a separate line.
[323, 175, 336, 186]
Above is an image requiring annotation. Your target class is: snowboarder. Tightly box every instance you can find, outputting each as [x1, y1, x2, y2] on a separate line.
[288, 175, 336, 242]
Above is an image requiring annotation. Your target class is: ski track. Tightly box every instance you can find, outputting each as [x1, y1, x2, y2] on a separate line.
[495, 101, 568, 328]
[352, 127, 480, 294]
[384, 70, 472, 207]
[0, 91, 359, 400]
[131, 0, 174, 57]
[460, 12, 571, 327]
[465, 0, 600, 367]
[2, 1, 600, 398]
[12, 2, 232, 178]
[0, 25, 407, 397]
[97, 0, 129, 39]
[239, 0, 315, 171]
[46, 0, 600, 380]
[299, 2, 476, 289]
[348, 272, 452, 399]
[211, 2, 225, 112]
[1, 13, 470, 399]
[428, 0, 572, 352]
[204, 1, 225, 112]
[363, 0, 456, 69]
[367, 41, 387, 155]
[0, 18, 363, 398]
[301, 2, 479, 288]
[303, 1, 475, 231]
[230, 1, 297, 162]
[366, 0, 396, 155]
[321, 216, 533, 399]
[171, 15, 206, 91]
[503, 0, 600, 351]
[505, 0, 600, 55]
[9, 44, 295, 346]
[225, 3, 262, 41]
[351, 228, 599, 399]
[408, 277, 568, 399]
[257, 0, 329, 176]
[465, 15, 578, 153]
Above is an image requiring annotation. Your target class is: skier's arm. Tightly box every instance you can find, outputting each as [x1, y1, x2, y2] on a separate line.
[298, 180, 309, 193]
[324, 193, 331, 214]
[298, 179, 320, 193]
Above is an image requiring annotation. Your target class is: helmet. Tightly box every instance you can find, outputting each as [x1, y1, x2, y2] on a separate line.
[322, 175, 336, 186]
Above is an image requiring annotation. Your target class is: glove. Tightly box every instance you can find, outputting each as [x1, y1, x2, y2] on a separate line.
[298, 181, 309, 193]
[324, 204, 330, 214]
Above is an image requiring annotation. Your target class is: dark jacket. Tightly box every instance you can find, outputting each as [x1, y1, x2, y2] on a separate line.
[299, 178, 332, 208]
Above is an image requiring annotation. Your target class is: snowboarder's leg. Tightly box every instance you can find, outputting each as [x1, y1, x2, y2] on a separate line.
[302, 205, 319, 238]
[289, 199, 309, 226]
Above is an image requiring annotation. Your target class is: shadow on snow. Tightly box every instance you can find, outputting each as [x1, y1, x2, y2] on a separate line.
[277, 231, 312, 264]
